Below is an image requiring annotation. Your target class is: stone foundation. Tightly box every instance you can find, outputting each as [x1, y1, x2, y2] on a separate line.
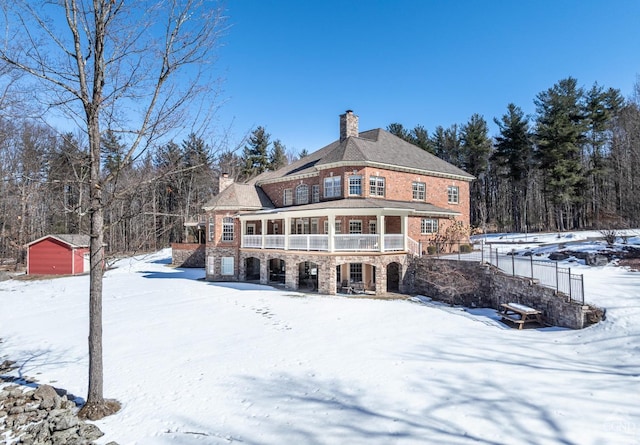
[171, 243, 205, 268]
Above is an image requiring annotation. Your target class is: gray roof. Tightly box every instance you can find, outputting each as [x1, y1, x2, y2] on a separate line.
[203, 183, 274, 211]
[253, 128, 474, 184]
[241, 198, 460, 217]
[27, 234, 90, 248]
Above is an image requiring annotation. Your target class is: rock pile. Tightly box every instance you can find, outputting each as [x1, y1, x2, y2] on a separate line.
[0, 377, 113, 445]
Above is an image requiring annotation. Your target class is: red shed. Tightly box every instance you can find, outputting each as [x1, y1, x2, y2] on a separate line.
[26, 234, 91, 275]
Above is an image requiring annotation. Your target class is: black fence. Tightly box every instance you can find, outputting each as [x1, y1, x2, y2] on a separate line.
[425, 242, 585, 304]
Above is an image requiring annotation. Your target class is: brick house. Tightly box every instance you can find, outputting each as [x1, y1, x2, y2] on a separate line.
[202, 111, 473, 295]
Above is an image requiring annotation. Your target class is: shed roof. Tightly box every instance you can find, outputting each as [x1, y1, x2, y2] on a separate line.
[27, 234, 91, 248]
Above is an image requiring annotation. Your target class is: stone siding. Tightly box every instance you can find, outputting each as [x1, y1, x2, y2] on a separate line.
[171, 243, 205, 268]
[408, 257, 601, 329]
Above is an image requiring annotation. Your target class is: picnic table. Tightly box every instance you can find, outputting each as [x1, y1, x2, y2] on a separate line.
[499, 302, 542, 329]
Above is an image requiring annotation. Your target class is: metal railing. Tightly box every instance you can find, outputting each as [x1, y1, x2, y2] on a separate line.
[427, 242, 585, 304]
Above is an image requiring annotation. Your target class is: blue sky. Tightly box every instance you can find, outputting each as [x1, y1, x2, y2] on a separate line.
[214, 1, 640, 154]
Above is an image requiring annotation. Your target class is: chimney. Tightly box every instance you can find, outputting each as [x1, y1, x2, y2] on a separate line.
[339, 110, 359, 141]
[218, 173, 234, 193]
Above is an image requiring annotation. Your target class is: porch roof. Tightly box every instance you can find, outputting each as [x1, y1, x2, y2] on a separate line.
[238, 197, 459, 219]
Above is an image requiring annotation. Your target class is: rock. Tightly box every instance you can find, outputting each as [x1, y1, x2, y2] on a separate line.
[33, 384, 61, 410]
[549, 252, 570, 261]
[52, 412, 79, 431]
[79, 423, 105, 441]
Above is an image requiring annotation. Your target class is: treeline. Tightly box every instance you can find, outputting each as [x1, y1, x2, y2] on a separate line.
[0, 121, 293, 264]
[388, 77, 640, 233]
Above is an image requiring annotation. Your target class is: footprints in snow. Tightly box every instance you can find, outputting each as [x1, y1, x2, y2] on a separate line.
[248, 305, 292, 331]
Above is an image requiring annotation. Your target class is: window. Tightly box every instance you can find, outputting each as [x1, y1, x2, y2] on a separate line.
[208, 217, 214, 242]
[207, 256, 214, 275]
[335, 220, 342, 234]
[413, 182, 426, 200]
[283, 189, 293, 206]
[296, 184, 309, 205]
[350, 263, 363, 283]
[312, 185, 320, 203]
[324, 176, 341, 198]
[221, 256, 234, 275]
[273, 223, 279, 235]
[421, 218, 438, 234]
[369, 221, 377, 234]
[222, 217, 234, 241]
[246, 224, 255, 235]
[448, 185, 459, 204]
[349, 220, 362, 234]
[369, 176, 385, 197]
[349, 175, 362, 196]
[311, 218, 319, 234]
[324, 220, 329, 234]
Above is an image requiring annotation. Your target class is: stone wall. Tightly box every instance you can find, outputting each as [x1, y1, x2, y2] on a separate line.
[408, 257, 602, 329]
[171, 244, 205, 268]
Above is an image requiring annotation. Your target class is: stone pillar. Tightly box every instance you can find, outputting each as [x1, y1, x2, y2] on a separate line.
[259, 256, 268, 285]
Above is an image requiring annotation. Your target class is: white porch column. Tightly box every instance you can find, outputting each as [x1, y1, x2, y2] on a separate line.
[240, 219, 246, 248]
[261, 218, 267, 249]
[402, 215, 408, 251]
[284, 216, 290, 250]
[328, 214, 336, 252]
[378, 214, 385, 252]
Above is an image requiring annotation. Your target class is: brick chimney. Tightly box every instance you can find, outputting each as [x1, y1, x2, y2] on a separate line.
[218, 173, 234, 193]
[339, 110, 358, 141]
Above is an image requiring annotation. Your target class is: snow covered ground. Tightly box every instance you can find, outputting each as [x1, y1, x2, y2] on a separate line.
[1, 235, 640, 444]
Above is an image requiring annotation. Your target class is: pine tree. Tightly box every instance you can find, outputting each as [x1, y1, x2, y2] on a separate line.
[461, 114, 492, 228]
[387, 123, 410, 141]
[492, 104, 534, 232]
[242, 126, 270, 178]
[534, 77, 587, 230]
[268, 139, 288, 171]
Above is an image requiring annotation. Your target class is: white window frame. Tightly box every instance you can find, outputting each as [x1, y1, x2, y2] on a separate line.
[222, 217, 234, 241]
[207, 256, 214, 274]
[349, 220, 362, 234]
[312, 185, 320, 203]
[335, 220, 342, 234]
[448, 185, 459, 204]
[273, 223, 279, 235]
[369, 176, 385, 197]
[349, 175, 362, 196]
[324, 176, 341, 198]
[323, 220, 329, 234]
[413, 182, 426, 201]
[350, 263, 363, 283]
[296, 184, 309, 205]
[283, 188, 293, 206]
[421, 218, 438, 234]
[221, 256, 234, 275]
[311, 218, 319, 234]
[208, 217, 214, 242]
[369, 220, 377, 234]
[246, 223, 255, 235]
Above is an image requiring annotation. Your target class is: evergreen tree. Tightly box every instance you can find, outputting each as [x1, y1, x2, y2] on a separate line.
[583, 84, 623, 224]
[492, 104, 534, 231]
[432, 124, 463, 168]
[460, 114, 492, 228]
[269, 139, 288, 171]
[242, 126, 270, 178]
[298, 148, 309, 159]
[386, 123, 410, 141]
[411, 125, 434, 153]
[534, 77, 587, 230]
[101, 129, 126, 176]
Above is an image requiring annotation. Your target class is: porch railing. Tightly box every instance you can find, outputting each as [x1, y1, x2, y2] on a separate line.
[242, 233, 414, 253]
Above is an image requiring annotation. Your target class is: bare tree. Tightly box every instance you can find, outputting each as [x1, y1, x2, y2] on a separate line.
[0, 0, 225, 419]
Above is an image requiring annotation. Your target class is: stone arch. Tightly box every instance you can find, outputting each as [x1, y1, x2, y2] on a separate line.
[386, 262, 401, 292]
[267, 257, 286, 284]
[297, 260, 319, 292]
[244, 257, 260, 281]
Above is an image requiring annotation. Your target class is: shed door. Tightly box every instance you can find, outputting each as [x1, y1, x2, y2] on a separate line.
[83, 253, 90, 273]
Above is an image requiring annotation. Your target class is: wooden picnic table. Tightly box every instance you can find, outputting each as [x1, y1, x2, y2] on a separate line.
[499, 302, 542, 329]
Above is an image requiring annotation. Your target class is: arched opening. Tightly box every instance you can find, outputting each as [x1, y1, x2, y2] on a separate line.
[386, 262, 401, 292]
[268, 258, 285, 284]
[245, 257, 260, 281]
[298, 261, 318, 292]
